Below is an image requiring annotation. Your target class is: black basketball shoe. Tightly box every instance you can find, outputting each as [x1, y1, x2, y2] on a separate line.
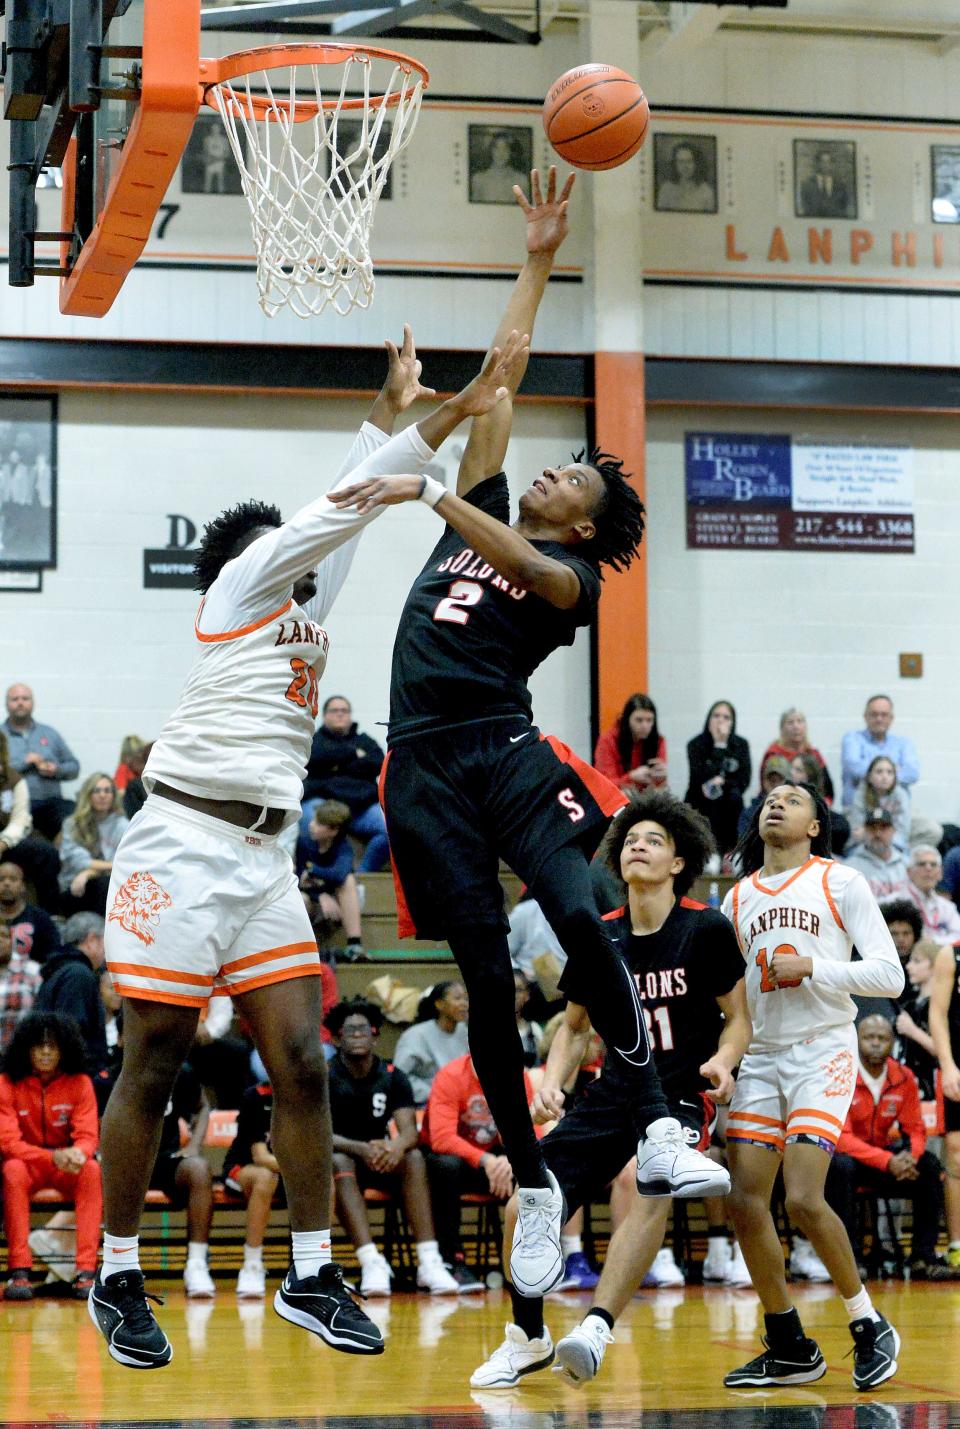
[274, 1263, 384, 1354]
[724, 1337, 826, 1387]
[850, 1314, 900, 1391]
[87, 1270, 172, 1368]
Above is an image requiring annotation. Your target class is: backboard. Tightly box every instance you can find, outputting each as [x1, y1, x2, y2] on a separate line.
[4, 0, 200, 316]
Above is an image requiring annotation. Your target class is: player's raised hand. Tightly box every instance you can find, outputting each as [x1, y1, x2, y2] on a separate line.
[698, 1057, 735, 1104]
[531, 1084, 566, 1125]
[382, 324, 436, 412]
[514, 165, 575, 256]
[456, 330, 530, 417]
[328, 473, 427, 514]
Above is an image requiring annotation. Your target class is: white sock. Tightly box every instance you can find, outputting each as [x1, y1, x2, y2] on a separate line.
[187, 1241, 208, 1265]
[561, 1234, 582, 1257]
[416, 1239, 441, 1266]
[292, 1229, 332, 1280]
[582, 1311, 613, 1339]
[950, 1241, 960, 1252]
[843, 1286, 878, 1323]
[357, 1242, 383, 1268]
[102, 1233, 140, 1280]
[243, 1244, 263, 1271]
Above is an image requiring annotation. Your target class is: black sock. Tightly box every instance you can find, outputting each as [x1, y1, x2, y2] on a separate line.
[509, 1282, 545, 1340]
[764, 1307, 806, 1350]
[708, 1228, 729, 1239]
[584, 1306, 615, 1331]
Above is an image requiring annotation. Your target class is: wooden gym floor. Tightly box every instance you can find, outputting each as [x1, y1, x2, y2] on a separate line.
[1, 1279, 958, 1427]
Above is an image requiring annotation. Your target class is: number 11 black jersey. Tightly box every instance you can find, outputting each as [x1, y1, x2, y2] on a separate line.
[387, 473, 600, 744]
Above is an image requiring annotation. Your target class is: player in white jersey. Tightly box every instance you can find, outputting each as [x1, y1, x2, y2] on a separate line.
[721, 782, 904, 1393]
[88, 329, 526, 1371]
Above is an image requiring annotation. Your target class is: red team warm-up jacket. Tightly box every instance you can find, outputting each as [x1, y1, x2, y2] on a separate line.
[0, 1071, 100, 1166]
[836, 1057, 926, 1173]
[422, 1054, 545, 1169]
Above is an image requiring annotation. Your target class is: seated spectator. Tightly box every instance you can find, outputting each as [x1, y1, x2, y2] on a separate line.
[326, 999, 459, 1296]
[393, 981, 470, 1106]
[507, 892, 567, 1023]
[593, 694, 668, 794]
[0, 731, 61, 913]
[684, 701, 751, 857]
[789, 753, 850, 853]
[2, 684, 80, 841]
[737, 754, 792, 839]
[222, 1079, 282, 1299]
[100, 966, 121, 1054]
[113, 735, 148, 793]
[249, 960, 340, 1083]
[844, 810, 909, 900]
[825, 1015, 956, 1279]
[58, 773, 128, 917]
[897, 940, 940, 1099]
[0, 922, 41, 1055]
[121, 741, 153, 822]
[296, 800, 363, 962]
[893, 846, 960, 940]
[149, 1064, 215, 1298]
[35, 912, 108, 1084]
[0, 1011, 101, 1300]
[514, 970, 543, 1068]
[943, 844, 960, 906]
[841, 694, 919, 810]
[881, 899, 923, 966]
[422, 1050, 544, 1290]
[302, 695, 389, 872]
[761, 707, 835, 802]
[847, 756, 911, 853]
[0, 860, 60, 965]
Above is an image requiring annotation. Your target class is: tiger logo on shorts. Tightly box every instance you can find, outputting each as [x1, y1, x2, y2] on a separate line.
[822, 1049, 855, 1098]
[108, 871, 173, 946]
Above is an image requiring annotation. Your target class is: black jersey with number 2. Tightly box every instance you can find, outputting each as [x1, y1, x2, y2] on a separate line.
[562, 897, 746, 1100]
[388, 473, 601, 744]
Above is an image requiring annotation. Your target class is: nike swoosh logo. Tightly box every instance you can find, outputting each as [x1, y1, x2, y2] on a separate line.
[509, 733, 530, 743]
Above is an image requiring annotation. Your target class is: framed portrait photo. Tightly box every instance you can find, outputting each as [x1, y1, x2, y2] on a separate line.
[180, 113, 246, 196]
[931, 144, 960, 224]
[327, 118, 394, 200]
[468, 125, 533, 206]
[0, 396, 57, 571]
[653, 133, 718, 214]
[793, 138, 857, 220]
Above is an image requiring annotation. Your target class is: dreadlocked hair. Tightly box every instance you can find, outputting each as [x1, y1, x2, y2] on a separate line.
[193, 500, 282, 593]
[572, 447, 645, 574]
[732, 782, 832, 877]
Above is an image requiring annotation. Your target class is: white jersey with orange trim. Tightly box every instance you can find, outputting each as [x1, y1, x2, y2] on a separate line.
[143, 421, 434, 816]
[722, 856, 904, 1053]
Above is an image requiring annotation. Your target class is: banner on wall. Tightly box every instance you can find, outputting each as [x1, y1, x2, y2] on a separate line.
[685, 434, 915, 553]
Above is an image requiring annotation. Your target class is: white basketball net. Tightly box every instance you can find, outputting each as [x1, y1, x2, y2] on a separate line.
[208, 53, 425, 318]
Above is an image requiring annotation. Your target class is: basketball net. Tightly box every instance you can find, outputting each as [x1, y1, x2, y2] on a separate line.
[206, 51, 426, 318]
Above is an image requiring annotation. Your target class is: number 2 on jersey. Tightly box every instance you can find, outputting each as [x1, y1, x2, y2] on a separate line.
[756, 943, 802, 993]
[285, 657, 319, 717]
[434, 579, 484, 626]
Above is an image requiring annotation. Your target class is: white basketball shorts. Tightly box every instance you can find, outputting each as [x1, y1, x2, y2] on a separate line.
[104, 795, 319, 1007]
[726, 1024, 858, 1156]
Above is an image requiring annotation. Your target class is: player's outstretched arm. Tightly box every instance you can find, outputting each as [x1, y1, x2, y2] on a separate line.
[457, 167, 575, 498]
[699, 980, 751, 1104]
[531, 1001, 592, 1124]
[367, 324, 436, 435]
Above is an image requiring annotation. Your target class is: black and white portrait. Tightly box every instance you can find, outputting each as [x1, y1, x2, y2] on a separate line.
[0, 398, 56, 570]
[468, 125, 532, 206]
[653, 134, 718, 214]
[794, 139, 857, 220]
[181, 114, 245, 196]
[328, 119, 394, 201]
[931, 145, 960, 224]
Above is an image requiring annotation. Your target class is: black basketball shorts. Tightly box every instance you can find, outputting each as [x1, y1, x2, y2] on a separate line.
[380, 719, 626, 940]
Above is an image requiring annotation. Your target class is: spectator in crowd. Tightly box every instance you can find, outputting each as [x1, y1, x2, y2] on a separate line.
[2, 684, 80, 841]
[507, 891, 567, 1023]
[150, 1064, 216, 1298]
[120, 741, 153, 822]
[326, 999, 459, 1296]
[844, 811, 910, 900]
[35, 912, 108, 1083]
[0, 731, 61, 913]
[942, 844, 960, 906]
[58, 773, 129, 917]
[789, 753, 850, 854]
[896, 940, 940, 1099]
[0, 922, 41, 1055]
[761, 708, 835, 803]
[302, 695, 389, 872]
[841, 694, 919, 810]
[825, 1015, 954, 1280]
[684, 700, 751, 857]
[222, 1079, 281, 1299]
[296, 799, 364, 962]
[422, 1050, 544, 1290]
[513, 970, 542, 1068]
[881, 899, 924, 966]
[0, 1011, 101, 1300]
[113, 735, 148, 794]
[593, 693, 668, 794]
[101, 966, 122, 1054]
[847, 756, 911, 853]
[895, 846, 960, 940]
[393, 980, 470, 1106]
[0, 860, 60, 966]
[737, 754, 792, 839]
[249, 959, 340, 1084]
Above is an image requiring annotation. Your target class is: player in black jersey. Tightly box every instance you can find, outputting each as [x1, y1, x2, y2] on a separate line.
[470, 791, 749, 1390]
[333, 171, 723, 1298]
[928, 939, 960, 1269]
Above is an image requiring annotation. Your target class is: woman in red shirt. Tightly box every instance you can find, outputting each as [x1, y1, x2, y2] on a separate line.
[593, 694, 668, 794]
[0, 1011, 102, 1301]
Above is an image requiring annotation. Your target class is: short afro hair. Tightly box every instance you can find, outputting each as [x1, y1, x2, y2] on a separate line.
[324, 998, 384, 1037]
[194, 500, 282, 593]
[573, 447, 645, 575]
[603, 790, 715, 897]
[880, 898, 923, 944]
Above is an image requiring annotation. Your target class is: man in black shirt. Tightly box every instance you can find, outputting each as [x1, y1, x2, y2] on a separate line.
[332, 172, 722, 1299]
[326, 1000, 458, 1295]
[0, 861, 60, 965]
[471, 792, 749, 1390]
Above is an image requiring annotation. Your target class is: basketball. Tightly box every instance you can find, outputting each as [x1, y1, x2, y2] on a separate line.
[542, 63, 649, 171]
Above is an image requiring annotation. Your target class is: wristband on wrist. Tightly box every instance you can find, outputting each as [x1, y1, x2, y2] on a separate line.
[418, 474, 446, 508]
